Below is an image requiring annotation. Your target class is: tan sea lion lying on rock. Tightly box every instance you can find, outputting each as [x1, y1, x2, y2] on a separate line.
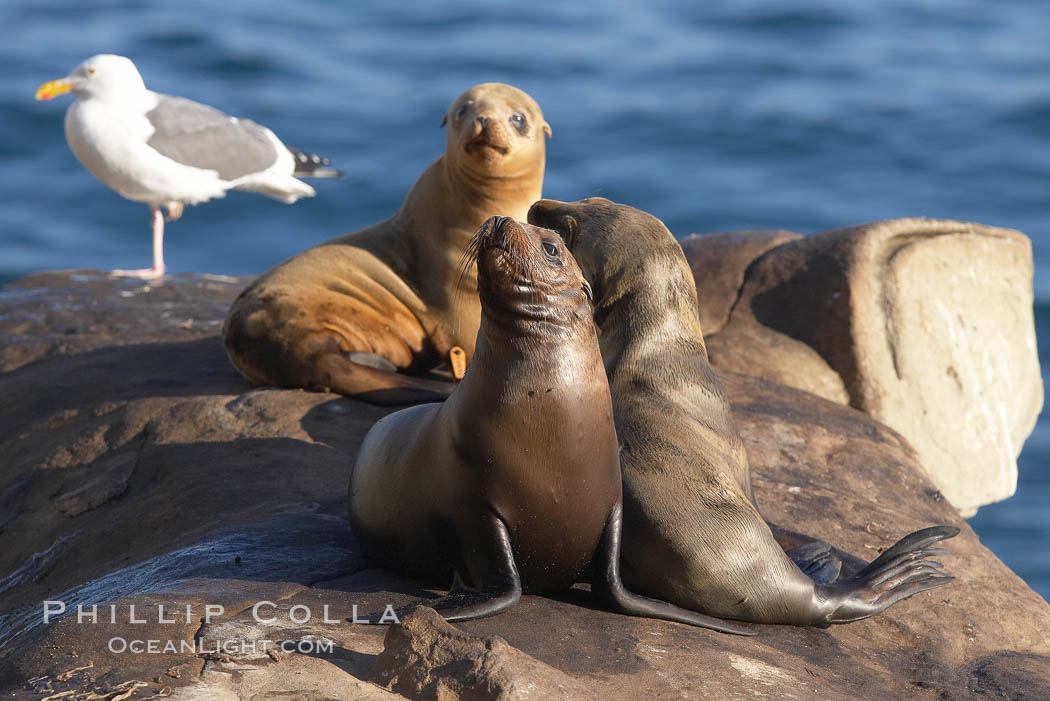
[348, 216, 751, 634]
[223, 83, 550, 404]
[528, 197, 959, 625]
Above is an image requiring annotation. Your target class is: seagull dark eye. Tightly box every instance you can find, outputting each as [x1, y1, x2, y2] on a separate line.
[510, 111, 528, 134]
[87, 68, 96, 75]
[541, 241, 560, 260]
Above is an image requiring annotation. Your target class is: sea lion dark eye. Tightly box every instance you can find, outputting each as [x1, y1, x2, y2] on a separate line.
[510, 112, 528, 134]
[541, 241, 560, 260]
[456, 104, 468, 120]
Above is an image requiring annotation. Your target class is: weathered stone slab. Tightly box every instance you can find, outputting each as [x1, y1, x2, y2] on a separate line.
[0, 272, 1046, 700]
[685, 219, 1043, 515]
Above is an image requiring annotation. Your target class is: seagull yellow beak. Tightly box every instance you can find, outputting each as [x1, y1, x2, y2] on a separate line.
[36, 78, 73, 101]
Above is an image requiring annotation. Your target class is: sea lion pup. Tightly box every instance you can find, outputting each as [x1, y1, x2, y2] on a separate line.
[348, 216, 752, 634]
[528, 197, 959, 625]
[222, 83, 550, 403]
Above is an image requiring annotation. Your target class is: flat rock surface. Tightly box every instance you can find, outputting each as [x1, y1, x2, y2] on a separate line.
[1, 271, 1047, 700]
[0, 270, 251, 374]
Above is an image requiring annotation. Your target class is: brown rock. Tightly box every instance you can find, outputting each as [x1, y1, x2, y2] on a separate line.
[1, 271, 1047, 700]
[372, 607, 600, 700]
[52, 451, 138, 517]
[968, 652, 1050, 700]
[0, 270, 250, 374]
[707, 320, 850, 404]
[697, 218, 1044, 515]
[679, 229, 801, 335]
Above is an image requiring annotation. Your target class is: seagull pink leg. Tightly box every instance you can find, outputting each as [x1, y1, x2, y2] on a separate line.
[110, 206, 167, 279]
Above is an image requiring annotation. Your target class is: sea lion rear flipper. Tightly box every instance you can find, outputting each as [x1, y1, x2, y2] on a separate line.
[860, 525, 960, 573]
[785, 541, 842, 584]
[591, 503, 756, 636]
[819, 525, 959, 624]
[767, 522, 868, 579]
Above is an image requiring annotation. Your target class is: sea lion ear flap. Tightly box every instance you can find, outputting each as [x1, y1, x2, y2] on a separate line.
[542, 121, 552, 138]
[563, 215, 577, 237]
[440, 114, 448, 128]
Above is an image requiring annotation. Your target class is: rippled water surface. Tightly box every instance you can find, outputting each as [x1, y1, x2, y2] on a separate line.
[1, 0, 1047, 598]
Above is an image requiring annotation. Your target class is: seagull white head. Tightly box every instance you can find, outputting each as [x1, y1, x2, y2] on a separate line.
[36, 54, 146, 101]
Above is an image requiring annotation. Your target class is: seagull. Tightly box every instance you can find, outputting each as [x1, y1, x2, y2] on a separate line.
[35, 54, 343, 279]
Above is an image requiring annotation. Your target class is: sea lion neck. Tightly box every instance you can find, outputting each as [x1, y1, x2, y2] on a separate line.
[452, 302, 604, 408]
[478, 296, 593, 344]
[439, 152, 545, 223]
[392, 154, 543, 256]
[594, 254, 708, 374]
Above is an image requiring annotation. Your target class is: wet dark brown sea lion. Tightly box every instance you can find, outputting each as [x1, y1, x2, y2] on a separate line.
[528, 197, 958, 625]
[223, 83, 550, 403]
[348, 216, 751, 634]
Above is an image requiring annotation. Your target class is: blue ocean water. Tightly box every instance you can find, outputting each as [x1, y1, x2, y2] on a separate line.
[0, 1, 1046, 598]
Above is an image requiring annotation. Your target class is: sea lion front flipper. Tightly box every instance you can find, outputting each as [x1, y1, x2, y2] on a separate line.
[591, 503, 756, 636]
[313, 353, 457, 405]
[820, 525, 959, 624]
[346, 351, 399, 372]
[411, 516, 523, 622]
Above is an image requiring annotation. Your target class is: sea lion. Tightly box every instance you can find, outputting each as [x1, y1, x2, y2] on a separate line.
[222, 83, 550, 403]
[528, 197, 958, 625]
[348, 216, 751, 634]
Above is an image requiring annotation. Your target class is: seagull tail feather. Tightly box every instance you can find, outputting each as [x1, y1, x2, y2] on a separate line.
[288, 147, 345, 178]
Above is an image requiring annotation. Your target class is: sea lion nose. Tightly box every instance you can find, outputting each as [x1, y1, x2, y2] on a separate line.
[481, 216, 507, 239]
[477, 116, 491, 130]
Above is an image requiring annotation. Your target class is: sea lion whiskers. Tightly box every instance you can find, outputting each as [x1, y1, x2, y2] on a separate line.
[450, 219, 487, 332]
[454, 225, 483, 295]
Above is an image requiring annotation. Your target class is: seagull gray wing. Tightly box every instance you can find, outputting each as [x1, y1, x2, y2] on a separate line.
[145, 94, 280, 181]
